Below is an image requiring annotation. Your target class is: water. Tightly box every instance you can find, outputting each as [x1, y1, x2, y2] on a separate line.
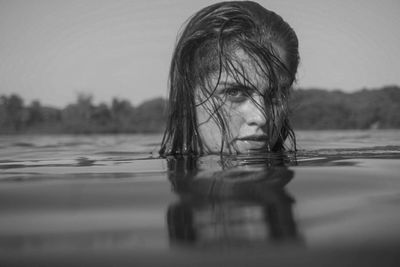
[1, 130, 400, 266]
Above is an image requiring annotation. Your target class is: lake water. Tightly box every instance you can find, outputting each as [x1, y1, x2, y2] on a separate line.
[1, 130, 400, 266]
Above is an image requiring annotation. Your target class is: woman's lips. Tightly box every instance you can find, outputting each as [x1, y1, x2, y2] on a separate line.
[237, 135, 268, 142]
[234, 135, 269, 150]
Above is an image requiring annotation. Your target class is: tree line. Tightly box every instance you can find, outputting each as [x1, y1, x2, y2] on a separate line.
[0, 94, 167, 134]
[289, 85, 400, 129]
[1, 85, 399, 134]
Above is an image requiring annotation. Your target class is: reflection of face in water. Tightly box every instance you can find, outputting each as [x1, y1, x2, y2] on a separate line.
[166, 156, 299, 246]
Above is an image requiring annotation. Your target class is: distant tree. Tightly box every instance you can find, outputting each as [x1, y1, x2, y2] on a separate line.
[133, 98, 167, 132]
[62, 93, 94, 133]
[0, 96, 7, 129]
[27, 100, 44, 126]
[111, 98, 135, 132]
[0, 94, 24, 132]
[91, 103, 112, 127]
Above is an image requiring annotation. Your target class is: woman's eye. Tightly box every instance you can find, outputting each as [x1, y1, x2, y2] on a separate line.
[227, 88, 243, 97]
[224, 87, 249, 102]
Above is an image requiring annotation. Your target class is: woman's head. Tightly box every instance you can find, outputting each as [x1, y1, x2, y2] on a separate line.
[160, 1, 299, 156]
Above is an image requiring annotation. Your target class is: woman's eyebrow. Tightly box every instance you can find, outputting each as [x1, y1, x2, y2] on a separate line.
[216, 82, 253, 91]
[217, 83, 266, 97]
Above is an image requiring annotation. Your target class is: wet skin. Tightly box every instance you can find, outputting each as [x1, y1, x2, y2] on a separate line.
[196, 49, 285, 154]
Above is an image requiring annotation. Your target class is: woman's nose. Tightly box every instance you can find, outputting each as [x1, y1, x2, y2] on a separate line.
[243, 95, 267, 126]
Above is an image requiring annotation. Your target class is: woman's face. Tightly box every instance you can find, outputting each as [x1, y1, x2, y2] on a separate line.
[196, 49, 285, 154]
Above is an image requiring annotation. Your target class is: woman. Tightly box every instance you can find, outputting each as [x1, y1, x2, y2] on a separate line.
[160, 1, 299, 156]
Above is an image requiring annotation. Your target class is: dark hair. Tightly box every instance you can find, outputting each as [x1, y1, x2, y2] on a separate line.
[160, 1, 299, 156]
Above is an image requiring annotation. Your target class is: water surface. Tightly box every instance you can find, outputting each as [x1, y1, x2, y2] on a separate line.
[1, 130, 400, 266]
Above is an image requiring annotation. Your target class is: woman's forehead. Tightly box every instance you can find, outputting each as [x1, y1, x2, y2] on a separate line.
[207, 49, 277, 88]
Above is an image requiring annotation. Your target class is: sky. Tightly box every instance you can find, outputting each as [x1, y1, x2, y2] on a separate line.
[1, 0, 399, 107]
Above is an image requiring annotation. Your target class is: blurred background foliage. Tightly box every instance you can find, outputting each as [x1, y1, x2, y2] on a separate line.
[0, 86, 399, 134]
[289, 86, 400, 129]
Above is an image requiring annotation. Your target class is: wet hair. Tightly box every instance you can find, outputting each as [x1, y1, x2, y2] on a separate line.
[160, 1, 299, 156]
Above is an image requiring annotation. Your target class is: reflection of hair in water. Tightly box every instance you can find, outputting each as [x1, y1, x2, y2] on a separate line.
[167, 191, 298, 244]
[166, 153, 292, 196]
[166, 156, 299, 245]
[160, 1, 299, 156]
